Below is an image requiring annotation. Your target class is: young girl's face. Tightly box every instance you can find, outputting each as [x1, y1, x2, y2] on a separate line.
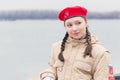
[64, 17, 88, 39]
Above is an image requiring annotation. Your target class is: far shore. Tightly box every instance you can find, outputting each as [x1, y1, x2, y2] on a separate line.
[0, 10, 120, 21]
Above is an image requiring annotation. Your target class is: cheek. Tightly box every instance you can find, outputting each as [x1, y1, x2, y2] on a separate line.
[79, 27, 87, 34]
[82, 28, 87, 35]
[65, 28, 71, 33]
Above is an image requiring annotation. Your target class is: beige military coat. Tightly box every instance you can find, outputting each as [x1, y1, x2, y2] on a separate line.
[40, 36, 111, 80]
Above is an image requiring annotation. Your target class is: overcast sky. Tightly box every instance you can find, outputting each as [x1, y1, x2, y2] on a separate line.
[0, 0, 120, 12]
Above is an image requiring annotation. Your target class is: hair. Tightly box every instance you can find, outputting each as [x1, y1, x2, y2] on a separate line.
[58, 17, 93, 62]
[83, 27, 92, 57]
[58, 32, 68, 62]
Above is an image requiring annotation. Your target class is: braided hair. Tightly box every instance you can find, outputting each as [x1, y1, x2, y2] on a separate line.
[83, 27, 92, 57]
[58, 32, 68, 62]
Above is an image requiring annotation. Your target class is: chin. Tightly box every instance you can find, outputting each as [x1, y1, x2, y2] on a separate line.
[72, 35, 83, 40]
[73, 37, 81, 40]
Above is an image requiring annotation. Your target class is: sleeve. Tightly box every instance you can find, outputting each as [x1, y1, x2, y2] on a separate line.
[93, 51, 112, 80]
[40, 44, 57, 80]
[43, 77, 54, 80]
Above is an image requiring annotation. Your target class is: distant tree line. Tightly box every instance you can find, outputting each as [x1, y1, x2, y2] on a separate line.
[0, 10, 120, 21]
[88, 11, 120, 19]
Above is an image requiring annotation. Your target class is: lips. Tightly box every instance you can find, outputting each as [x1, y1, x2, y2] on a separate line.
[73, 32, 79, 35]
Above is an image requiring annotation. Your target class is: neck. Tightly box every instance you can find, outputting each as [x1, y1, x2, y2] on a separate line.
[71, 35, 86, 40]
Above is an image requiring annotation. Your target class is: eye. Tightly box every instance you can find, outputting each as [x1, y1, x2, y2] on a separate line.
[76, 22, 81, 25]
[66, 24, 72, 28]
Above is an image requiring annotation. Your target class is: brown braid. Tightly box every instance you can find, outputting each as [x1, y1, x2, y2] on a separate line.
[58, 32, 68, 62]
[83, 27, 93, 57]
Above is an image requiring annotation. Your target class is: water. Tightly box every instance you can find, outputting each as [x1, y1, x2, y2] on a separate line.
[0, 19, 120, 80]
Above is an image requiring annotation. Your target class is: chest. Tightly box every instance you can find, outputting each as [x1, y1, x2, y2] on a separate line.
[63, 44, 95, 70]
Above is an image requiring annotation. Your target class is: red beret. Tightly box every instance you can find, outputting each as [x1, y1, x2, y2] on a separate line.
[58, 6, 88, 21]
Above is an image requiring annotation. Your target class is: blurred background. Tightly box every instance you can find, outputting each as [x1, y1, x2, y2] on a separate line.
[0, 0, 120, 80]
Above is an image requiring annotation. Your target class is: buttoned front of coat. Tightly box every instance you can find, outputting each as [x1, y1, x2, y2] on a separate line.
[40, 36, 111, 80]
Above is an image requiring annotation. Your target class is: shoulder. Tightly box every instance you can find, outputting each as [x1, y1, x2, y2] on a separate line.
[50, 41, 62, 59]
[92, 43, 107, 51]
[51, 41, 62, 52]
[92, 43, 110, 58]
[91, 35, 110, 54]
[52, 41, 62, 48]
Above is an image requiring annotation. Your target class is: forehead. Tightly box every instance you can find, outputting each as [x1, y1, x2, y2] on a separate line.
[65, 16, 85, 23]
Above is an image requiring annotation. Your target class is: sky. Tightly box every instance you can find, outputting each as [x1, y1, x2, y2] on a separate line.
[0, 0, 120, 12]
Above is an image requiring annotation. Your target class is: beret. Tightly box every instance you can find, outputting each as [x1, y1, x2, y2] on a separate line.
[58, 6, 88, 21]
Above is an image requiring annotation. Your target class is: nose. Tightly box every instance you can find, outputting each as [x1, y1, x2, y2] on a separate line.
[72, 25, 77, 31]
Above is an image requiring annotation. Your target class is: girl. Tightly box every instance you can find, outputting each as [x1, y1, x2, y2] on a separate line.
[40, 5, 112, 80]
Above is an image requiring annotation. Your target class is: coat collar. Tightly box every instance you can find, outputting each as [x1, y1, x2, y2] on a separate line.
[66, 35, 99, 47]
